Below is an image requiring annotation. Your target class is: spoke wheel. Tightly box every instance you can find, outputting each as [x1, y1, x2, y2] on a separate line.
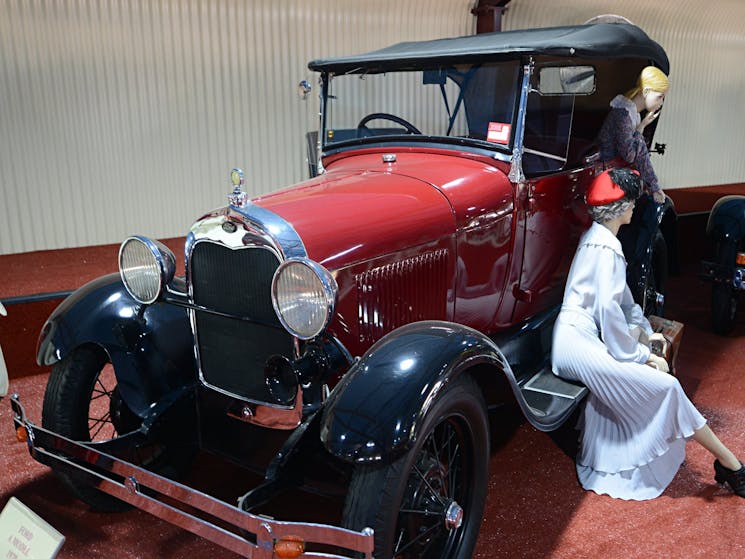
[87, 362, 140, 441]
[394, 420, 468, 556]
[342, 374, 488, 559]
[42, 346, 181, 511]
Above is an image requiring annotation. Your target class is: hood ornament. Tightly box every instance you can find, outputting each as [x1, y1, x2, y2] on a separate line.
[228, 168, 249, 207]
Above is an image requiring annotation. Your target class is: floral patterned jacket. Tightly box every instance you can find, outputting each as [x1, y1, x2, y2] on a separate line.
[597, 99, 660, 194]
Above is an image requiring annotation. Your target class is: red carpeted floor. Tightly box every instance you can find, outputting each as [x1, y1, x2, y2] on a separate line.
[2, 213, 745, 558]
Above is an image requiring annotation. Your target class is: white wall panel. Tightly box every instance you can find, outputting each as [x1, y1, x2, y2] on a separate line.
[0, 0, 475, 254]
[502, 0, 745, 191]
[5, 0, 740, 255]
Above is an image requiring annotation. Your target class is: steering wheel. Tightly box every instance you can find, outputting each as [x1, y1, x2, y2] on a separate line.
[356, 112, 422, 135]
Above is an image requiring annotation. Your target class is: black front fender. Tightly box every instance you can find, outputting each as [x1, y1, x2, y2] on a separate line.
[37, 273, 195, 417]
[707, 195, 745, 243]
[320, 320, 505, 463]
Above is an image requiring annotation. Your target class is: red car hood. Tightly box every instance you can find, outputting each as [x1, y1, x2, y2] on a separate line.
[255, 152, 503, 269]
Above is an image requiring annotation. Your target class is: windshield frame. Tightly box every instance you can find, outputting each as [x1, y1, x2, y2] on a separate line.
[316, 61, 521, 161]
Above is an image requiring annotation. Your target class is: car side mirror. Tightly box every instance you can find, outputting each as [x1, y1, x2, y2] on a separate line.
[537, 66, 596, 95]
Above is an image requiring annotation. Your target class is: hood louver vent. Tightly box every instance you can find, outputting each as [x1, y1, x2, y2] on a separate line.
[355, 249, 448, 344]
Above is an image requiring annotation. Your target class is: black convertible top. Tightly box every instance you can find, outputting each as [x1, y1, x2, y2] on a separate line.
[308, 23, 669, 75]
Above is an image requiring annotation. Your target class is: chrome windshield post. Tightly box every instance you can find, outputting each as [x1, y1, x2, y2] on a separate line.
[317, 73, 330, 175]
[509, 58, 533, 184]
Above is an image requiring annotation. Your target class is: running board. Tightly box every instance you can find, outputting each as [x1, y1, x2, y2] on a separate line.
[518, 367, 587, 432]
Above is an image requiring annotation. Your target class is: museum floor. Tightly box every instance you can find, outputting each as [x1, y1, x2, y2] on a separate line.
[2, 210, 744, 558]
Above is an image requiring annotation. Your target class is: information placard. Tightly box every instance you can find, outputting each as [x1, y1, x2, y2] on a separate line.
[0, 498, 64, 559]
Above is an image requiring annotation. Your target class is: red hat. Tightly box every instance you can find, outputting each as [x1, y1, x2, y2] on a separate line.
[586, 169, 627, 206]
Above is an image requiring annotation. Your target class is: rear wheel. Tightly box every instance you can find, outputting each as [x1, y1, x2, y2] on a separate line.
[712, 241, 739, 335]
[342, 374, 488, 558]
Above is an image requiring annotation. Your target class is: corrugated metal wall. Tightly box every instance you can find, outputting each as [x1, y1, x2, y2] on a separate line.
[503, 0, 745, 192]
[0, 0, 475, 254]
[2, 0, 743, 255]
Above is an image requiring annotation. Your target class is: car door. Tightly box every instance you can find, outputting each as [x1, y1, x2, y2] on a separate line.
[511, 65, 597, 323]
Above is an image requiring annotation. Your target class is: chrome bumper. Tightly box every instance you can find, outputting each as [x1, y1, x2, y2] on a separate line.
[10, 394, 373, 559]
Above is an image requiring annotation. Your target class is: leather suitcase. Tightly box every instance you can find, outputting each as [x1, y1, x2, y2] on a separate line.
[647, 315, 684, 376]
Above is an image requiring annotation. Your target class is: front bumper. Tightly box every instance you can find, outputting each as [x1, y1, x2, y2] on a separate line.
[10, 394, 373, 559]
[700, 261, 745, 290]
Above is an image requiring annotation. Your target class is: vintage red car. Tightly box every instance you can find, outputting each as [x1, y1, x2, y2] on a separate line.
[11, 22, 674, 558]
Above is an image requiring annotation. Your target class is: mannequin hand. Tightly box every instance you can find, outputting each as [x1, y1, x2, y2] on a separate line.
[646, 353, 670, 373]
[649, 332, 668, 356]
[652, 189, 666, 204]
[637, 109, 660, 132]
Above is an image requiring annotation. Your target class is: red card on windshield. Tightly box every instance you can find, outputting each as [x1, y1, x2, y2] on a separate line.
[487, 122, 511, 144]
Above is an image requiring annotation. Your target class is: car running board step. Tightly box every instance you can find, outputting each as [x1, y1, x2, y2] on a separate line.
[519, 367, 588, 432]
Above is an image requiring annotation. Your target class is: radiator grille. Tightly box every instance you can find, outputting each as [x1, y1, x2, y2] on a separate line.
[190, 242, 293, 402]
[356, 250, 448, 344]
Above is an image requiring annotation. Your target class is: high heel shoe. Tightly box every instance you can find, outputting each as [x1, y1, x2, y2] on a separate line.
[713, 459, 745, 497]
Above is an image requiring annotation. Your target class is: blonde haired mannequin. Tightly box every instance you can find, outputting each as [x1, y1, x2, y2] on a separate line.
[624, 65, 669, 99]
[598, 65, 669, 204]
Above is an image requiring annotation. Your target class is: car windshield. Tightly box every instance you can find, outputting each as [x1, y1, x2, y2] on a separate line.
[322, 61, 520, 152]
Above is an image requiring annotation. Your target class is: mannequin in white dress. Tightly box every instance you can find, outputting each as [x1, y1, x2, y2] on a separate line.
[552, 167, 745, 500]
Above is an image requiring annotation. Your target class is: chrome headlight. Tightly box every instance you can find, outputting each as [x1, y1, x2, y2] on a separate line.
[119, 236, 176, 304]
[271, 258, 337, 340]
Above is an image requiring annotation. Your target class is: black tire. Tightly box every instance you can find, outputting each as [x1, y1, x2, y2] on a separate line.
[342, 374, 489, 559]
[712, 241, 739, 336]
[42, 346, 189, 511]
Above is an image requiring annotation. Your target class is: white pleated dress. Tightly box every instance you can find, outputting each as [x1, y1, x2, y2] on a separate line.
[552, 222, 706, 500]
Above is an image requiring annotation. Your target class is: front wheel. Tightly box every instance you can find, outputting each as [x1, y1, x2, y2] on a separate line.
[712, 241, 739, 335]
[342, 374, 489, 558]
[42, 346, 191, 511]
